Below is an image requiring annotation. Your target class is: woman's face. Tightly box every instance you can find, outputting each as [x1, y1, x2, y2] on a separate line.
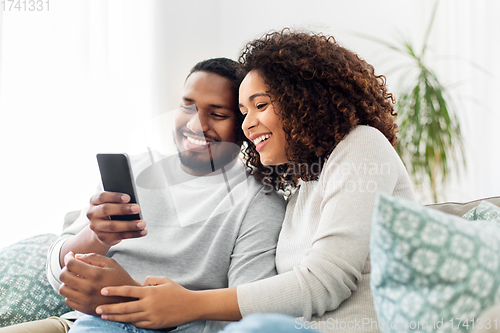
[239, 70, 289, 166]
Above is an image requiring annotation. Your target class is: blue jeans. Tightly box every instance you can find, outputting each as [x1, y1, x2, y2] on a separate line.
[220, 314, 321, 332]
[68, 315, 166, 333]
[68, 315, 217, 333]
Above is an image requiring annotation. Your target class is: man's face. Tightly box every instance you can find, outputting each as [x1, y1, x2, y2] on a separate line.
[174, 71, 240, 176]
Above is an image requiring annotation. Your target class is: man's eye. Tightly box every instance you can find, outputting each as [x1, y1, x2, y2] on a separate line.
[212, 113, 228, 119]
[181, 104, 197, 113]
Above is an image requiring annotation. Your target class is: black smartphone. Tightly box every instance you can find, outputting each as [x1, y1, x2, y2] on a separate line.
[96, 153, 142, 221]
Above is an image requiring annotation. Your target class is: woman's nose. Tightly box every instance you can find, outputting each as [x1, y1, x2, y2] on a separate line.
[242, 111, 258, 133]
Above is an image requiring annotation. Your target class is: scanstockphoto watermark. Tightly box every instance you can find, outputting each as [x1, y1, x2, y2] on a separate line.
[295, 317, 499, 331]
[1, 0, 49, 11]
[261, 159, 391, 193]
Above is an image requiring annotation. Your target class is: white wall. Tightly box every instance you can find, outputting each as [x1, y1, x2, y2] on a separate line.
[1, 0, 499, 247]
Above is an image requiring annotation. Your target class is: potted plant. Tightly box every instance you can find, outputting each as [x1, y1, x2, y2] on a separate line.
[354, 0, 465, 202]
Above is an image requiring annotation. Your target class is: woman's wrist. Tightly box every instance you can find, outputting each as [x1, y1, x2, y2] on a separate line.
[192, 287, 241, 322]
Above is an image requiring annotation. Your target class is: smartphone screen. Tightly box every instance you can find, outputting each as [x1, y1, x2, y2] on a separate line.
[96, 153, 142, 221]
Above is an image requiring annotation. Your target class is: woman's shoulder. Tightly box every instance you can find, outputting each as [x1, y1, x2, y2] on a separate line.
[342, 125, 391, 146]
[330, 125, 394, 158]
[320, 125, 401, 176]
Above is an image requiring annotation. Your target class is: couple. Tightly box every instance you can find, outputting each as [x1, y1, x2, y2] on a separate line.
[11, 29, 415, 333]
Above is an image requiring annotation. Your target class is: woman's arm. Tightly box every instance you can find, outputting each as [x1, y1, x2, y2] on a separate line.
[238, 127, 406, 320]
[96, 277, 241, 329]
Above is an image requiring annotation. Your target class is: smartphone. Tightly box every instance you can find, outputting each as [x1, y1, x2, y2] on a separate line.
[96, 153, 142, 221]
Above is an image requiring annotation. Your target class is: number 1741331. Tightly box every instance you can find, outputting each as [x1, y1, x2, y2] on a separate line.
[1, 0, 49, 11]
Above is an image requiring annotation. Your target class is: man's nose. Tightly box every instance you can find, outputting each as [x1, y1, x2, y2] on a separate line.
[187, 112, 210, 133]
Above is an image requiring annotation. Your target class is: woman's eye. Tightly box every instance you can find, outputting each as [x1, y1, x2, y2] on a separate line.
[256, 103, 267, 110]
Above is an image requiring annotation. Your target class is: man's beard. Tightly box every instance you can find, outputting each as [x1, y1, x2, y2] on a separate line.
[177, 142, 240, 174]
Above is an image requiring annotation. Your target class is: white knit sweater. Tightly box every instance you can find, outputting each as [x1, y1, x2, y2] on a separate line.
[237, 126, 416, 332]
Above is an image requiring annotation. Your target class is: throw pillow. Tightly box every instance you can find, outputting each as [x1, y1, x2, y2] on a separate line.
[0, 234, 71, 327]
[462, 200, 500, 221]
[371, 194, 500, 333]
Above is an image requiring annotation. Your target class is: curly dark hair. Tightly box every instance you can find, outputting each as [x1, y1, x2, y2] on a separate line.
[238, 29, 398, 192]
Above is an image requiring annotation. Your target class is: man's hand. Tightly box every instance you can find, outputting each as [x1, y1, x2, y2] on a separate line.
[87, 191, 147, 247]
[59, 252, 141, 316]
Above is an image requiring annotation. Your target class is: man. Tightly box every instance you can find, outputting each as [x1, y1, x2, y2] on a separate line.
[1, 58, 285, 333]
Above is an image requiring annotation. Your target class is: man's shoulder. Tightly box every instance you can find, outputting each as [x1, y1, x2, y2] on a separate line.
[129, 151, 165, 169]
[242, 173, 286, 209]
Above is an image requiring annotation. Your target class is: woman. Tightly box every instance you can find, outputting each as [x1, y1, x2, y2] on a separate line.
[94, 29, 416, 332]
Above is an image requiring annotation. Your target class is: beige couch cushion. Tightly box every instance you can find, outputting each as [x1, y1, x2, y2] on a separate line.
[63, 210, 81, 231]
[427, 196, 500, 216]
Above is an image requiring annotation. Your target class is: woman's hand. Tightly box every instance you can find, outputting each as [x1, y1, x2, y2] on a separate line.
[96, 276, 199, 329]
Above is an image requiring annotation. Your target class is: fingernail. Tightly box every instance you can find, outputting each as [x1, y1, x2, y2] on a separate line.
[137, 222, 145, 229]
[96, 307, 102, 314]
[121, 195, 129, 202]
[101, 315, 108, 320]
[131, 205, 140, 213]
[140, 230, 148, 236]
[101, 289, 108, 295]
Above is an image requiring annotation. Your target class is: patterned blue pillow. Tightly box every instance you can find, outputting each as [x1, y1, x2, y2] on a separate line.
[462, 200, 500, 221]
[0, 234, 71, 327]
[371, 194, 500, 333]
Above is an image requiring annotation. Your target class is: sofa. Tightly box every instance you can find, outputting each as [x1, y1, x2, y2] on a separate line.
[1, 196, 500, 330]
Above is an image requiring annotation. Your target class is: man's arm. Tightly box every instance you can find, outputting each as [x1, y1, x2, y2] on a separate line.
[46, 191, 148, 315]
[227, 184, 286, 287]
[58, 192, 147, 268]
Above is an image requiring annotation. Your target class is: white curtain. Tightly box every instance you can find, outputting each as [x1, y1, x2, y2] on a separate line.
[451, 1, 500, 201]
[1, 0, 499, 247]
[422, 0, 500, 202]
[0, 8, 3, 97]
[0, 1, 160, 247]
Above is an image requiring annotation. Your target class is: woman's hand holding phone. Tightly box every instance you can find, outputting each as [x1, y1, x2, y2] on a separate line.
[86, 191, 148, 247]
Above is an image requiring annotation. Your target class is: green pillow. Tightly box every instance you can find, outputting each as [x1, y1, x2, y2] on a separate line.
[0, 234, 71, 327]
[462, 200, 500, 221]
[371, 194, 500, 333]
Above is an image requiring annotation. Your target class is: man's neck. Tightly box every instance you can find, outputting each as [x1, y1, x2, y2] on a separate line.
[181, 157, 239, 177]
